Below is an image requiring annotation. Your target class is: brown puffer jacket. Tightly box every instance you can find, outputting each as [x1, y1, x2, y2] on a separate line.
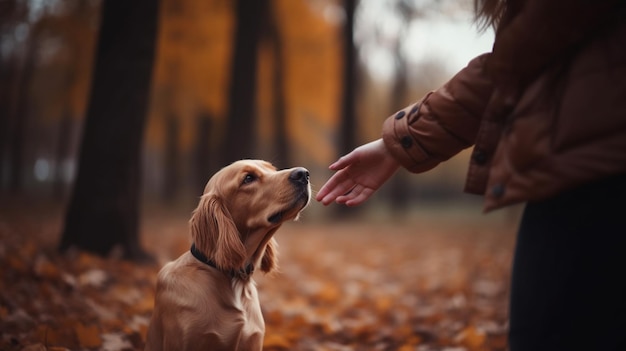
[382, 0, 626, 212]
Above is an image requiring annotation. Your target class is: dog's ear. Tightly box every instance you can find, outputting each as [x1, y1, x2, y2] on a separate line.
[260, 237, 278, 273]
[190, 194, 247, 271]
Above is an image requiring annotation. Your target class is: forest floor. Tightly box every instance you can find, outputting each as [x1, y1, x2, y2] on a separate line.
[0, 200, 519, 351]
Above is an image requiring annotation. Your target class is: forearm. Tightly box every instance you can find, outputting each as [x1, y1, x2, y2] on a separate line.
[382, 54, 494, 173]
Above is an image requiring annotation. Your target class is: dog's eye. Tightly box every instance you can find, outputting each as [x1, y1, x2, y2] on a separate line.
[242, 173, 257, 185]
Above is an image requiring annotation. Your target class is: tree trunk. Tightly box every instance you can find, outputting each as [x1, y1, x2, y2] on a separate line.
[333, 0, 359, 216]
[0, 0, 23, 193]
[221, 0, 267, 166]
[264, 1, 289, 168]
[59, 0, 160, 261]
[339, 0, 358, 157]
[193, 112, 213, 196]
[162, 113, 180, 203]
[53, 113, 73, 200]
[388, 50, 411, 209]
[8, 34, 37, 194]
[0, 58, 16, 192]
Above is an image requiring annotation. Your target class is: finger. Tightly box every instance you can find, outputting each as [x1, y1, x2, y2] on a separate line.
[315, 184, 330, 202]
[315, 173, 343, 201]
[316, 167, 354, 202]
[335, 184, 363, 205]
[329, 152, 358, 171]
[337, 185, 373, 206]
[321, 180, 355, 205]
[345, 187, 374, 206]
[319, 177, 356, 205]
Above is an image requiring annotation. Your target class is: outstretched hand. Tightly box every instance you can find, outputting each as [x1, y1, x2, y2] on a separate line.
[316, 139, 400, 206]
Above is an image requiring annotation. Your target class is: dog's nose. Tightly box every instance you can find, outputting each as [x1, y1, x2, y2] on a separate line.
[289, 167, 310, 185]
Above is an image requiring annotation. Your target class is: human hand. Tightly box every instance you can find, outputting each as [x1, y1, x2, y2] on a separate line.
[316, 139, 400, 206]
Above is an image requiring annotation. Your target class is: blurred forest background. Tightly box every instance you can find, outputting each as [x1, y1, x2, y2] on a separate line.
[0, 0, 494, 214]
[0, 1, 524, 350]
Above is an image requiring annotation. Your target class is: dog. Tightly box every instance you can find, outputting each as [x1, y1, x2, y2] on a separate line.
[145, 160, 311, 351]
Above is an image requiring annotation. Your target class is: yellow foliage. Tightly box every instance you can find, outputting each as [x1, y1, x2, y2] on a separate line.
[147, 0, 342, 165]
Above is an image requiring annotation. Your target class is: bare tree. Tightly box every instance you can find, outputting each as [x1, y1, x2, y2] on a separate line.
[221, 0, 268, 166]
[0, 0, 28, 193]
[7, 20, 38, 194]
[339, 0, 358, 157]
[60, 0, 160, 261]
[162, 112, 180, 203]
[387, 0, 415, 209]
[259, 1, 290, 168]
[193, 111, 214, 195]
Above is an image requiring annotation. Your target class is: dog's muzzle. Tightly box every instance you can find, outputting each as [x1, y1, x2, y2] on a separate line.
[267, 168, 310, 224]
[289, 167, 310, 186]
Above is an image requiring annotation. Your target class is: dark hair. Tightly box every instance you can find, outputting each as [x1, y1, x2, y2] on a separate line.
[474, 0, 507, 30]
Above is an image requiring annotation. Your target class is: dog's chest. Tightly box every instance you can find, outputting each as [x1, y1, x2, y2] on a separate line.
[231, 279, 265, 345]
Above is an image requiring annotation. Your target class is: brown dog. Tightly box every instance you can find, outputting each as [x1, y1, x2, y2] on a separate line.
[145, 160, 310, 351]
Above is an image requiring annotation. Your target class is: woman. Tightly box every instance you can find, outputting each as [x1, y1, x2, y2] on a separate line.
[316, 0, 626, 349]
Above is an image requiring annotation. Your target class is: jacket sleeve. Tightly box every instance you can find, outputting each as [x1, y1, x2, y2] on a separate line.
[487, 0, 624, 89]
[382, 54, 494, 174]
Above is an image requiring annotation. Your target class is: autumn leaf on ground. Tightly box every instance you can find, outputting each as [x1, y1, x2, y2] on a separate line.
[1, 210, 515, 350]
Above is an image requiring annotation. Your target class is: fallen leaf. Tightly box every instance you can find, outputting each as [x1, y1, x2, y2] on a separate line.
[20, 344, 46, 351]
[78, 269, 108, 288]
[263, 333, 292, 350]
[75, 323, 102, 348]
[34, 255, 61, 280]
[101, 333, 133, 351]
[455, 325, 486, 350]
[1, 211, 515, 350]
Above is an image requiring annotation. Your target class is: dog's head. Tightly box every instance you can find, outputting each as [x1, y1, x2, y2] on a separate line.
[190, 160, 310, 274]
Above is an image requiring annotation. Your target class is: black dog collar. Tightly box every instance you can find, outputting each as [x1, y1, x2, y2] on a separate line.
[190, 243, 254, 279]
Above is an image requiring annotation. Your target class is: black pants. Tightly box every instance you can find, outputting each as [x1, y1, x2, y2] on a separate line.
[508, 174, 626, 351]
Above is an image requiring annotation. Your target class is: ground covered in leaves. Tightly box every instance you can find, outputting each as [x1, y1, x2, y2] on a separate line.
[0, 203, 517, 351]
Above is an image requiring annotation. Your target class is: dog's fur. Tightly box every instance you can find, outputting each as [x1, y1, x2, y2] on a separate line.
[145, 160, 310, 351]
